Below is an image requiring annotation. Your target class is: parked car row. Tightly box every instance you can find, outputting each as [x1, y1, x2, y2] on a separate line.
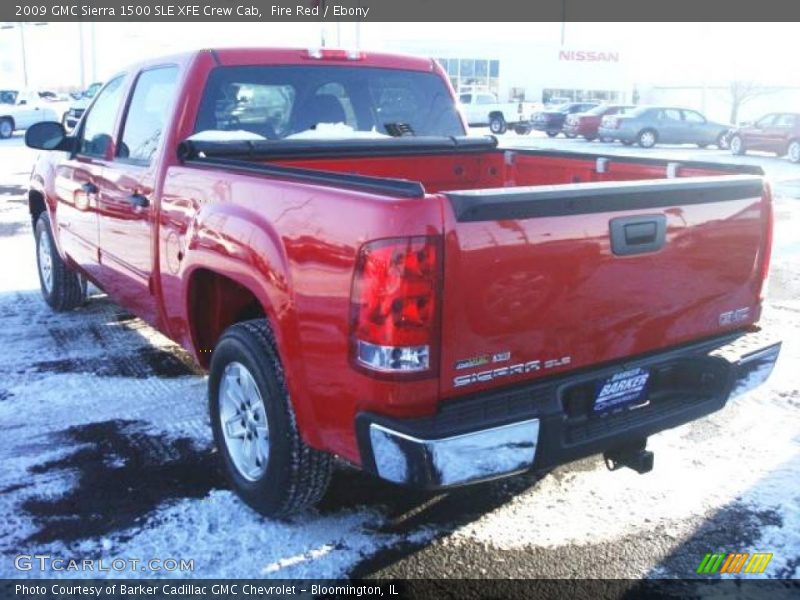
[502, 101, 799, 162]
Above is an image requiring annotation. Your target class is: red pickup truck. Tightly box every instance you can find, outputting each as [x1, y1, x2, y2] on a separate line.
[25, 48, 780, 516]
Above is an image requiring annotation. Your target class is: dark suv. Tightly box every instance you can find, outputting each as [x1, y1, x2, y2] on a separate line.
[729, 113, 800, 163]
[530, 102, 599, 137]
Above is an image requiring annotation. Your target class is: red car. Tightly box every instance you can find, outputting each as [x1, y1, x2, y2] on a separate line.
[729, 112, 800, 163]
[24, 48, 780, 516]
[563, 104, 635, 141]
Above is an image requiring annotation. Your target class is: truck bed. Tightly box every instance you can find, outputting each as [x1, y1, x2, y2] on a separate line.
[176, 135, 770, 402]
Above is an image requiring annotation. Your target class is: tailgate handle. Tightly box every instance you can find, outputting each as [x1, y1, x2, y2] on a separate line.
[610, 215, 666, 256]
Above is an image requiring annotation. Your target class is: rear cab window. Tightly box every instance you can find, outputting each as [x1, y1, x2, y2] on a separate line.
[192, 65, 465, 141]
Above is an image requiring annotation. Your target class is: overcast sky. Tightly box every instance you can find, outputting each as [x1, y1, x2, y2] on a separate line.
[1, 22, 798, 89]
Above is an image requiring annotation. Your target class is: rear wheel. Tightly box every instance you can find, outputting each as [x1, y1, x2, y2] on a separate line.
[788, 140, 800, 163]
[564, 132, 577, 139]
[35, 213, 87, 311]
[209, 319, 333, 516]
[730, 135, 746, 155]
[716, 132, 729, 150]
[637, 129, 657, 148]
[489, 114, 507, 135]
[583, 135, 597, 142]
[0, 118, 13, 139]
[545, 130, 559, 138]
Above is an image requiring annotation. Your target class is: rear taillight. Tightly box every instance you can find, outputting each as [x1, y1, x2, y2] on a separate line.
[350, 236, 441, 376]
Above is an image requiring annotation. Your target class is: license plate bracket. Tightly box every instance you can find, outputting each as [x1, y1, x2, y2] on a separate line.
[593, 367, 651, 414]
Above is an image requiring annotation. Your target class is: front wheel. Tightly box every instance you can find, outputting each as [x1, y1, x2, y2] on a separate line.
[209, 319, 333, 516]
[730, 135, 746, 155]
[545, 130, 559, 138]
[788, 140, 800, 164]
[564, 132, 577, 139]
[489, 115, 507, 135]
[35, 214, 87, 311]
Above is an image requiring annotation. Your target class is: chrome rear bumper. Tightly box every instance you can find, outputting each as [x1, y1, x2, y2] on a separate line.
[357, 329, 780, 489]
[368, 419, 540, 487]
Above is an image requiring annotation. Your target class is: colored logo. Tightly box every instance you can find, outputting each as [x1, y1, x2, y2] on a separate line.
[696, 552, 773, 575]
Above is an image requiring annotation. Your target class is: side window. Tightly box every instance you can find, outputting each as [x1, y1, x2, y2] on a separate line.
[660, 109, 682, 121]
[79, 77, 126, 158]
[118, 67, 179, 164]
[459, 93, 472, 104]
[756, 114, 776, 128]
[773, 114, 795, 128]
[683, 110, 706, 123]
[476, 94, 495, 105]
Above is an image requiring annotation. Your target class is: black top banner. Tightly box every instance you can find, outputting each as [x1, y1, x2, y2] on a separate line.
[5, 0, 800, 22]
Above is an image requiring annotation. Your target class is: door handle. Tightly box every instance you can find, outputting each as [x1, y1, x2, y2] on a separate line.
[128, 193, 150, 209]
[81, 182, 98, 194]
[609, 215, 666, 256]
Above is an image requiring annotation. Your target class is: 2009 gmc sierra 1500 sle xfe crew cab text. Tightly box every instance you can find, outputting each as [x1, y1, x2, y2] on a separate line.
[24, 48, 781, 516]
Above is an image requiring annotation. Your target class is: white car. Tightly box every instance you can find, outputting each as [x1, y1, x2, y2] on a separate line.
[0, 89, 59, 139]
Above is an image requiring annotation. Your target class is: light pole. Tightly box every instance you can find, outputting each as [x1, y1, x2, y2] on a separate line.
[0, 22, 47, 87]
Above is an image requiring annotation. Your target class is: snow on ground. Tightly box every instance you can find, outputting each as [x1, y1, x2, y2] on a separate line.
[0, 133, 798, 579]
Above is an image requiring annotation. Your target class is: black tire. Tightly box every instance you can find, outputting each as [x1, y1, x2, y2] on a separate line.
[489, 114, 507, 135]
[697, 143, 708, 149]
[564, 132, 577, 139]
[600, 136, 614, 143]
[716, 132, 729, 150]
[513, 124, 531, 135]
[583, 135, 597, 142]
[730, 134, 746, 156]
[0, 118, 13, 139]
[545, 130, 559, 138]
[35, 213, 87, 311]
[621, 140, 634, 146]
[637, 129, 658, 148]
[209, 319, 333, 516]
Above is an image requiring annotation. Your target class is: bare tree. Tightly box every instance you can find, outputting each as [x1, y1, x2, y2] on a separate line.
[726, 81, 779, 124]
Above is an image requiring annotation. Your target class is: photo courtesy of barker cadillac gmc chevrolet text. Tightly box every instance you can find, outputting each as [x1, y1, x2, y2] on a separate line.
[24, 47, 780, 516]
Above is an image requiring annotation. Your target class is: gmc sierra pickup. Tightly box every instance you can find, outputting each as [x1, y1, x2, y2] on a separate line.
[25, 48, 780, 516]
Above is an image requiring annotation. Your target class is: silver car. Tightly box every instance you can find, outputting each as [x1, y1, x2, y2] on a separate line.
[597, 106, 731, 149]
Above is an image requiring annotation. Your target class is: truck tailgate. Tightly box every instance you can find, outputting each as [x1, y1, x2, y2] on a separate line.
[439, 175, 770, 397]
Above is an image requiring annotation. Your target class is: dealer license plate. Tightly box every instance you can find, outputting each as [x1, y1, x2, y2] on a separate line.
[593, 367, 651, 414]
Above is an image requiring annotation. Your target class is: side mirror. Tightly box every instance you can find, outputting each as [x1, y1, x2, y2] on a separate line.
[25, 121, 73, 151]
[18, 99, 27, 106]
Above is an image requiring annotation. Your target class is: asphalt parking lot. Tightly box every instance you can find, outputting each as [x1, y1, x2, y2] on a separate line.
[0, 131, 798, 580]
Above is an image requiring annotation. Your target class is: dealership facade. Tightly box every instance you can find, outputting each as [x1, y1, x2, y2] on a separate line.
[384, 39, 633, 105]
